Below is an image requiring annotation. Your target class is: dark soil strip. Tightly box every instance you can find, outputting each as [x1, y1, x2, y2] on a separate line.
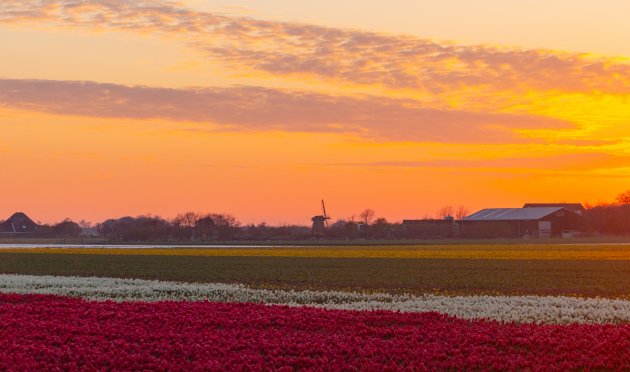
[1, 253, 629, 298]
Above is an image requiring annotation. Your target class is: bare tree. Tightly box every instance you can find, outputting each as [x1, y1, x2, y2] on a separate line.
[437, 206, 454, 219]
[359, 208, 375, 225]
[172, 211, 201, 228]
[455, 205, 470, 220]
[78, 220, 92, 229]
[617, 190, 630, 205]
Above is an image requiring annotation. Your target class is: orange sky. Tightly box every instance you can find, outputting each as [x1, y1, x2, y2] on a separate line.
[1, 1, 629, 225]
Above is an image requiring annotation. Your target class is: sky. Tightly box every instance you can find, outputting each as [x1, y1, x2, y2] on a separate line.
[1, 0, 629, 225]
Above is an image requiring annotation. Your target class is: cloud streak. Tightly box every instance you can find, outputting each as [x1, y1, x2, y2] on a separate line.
[2, 1, 630, 95]
[0, 79, 572, 143]
[331, 153, 630, 171]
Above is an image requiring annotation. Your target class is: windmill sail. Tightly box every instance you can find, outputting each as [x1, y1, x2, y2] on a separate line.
[321, 200, 330, 227]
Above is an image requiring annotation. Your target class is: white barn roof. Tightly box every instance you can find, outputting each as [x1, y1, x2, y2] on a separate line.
[463, 207, 565, 221]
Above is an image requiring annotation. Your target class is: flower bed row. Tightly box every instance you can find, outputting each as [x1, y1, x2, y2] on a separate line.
[1, 293, 629, 371]
[4, 244, 630, 259]
[2, 274, 629, 324]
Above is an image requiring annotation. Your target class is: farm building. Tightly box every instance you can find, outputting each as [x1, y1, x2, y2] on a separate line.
[523, 203, 586, 215]
[0, 212, 39, 234]
[402, 219, 458, 239]
[462, 207, 584, 238]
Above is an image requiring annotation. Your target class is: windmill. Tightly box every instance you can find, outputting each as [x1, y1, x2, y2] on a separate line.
[311, 200, 331, 236]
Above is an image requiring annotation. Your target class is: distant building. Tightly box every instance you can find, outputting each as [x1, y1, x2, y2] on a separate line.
[402, 219, 458, 239]
[0, 212, 39, 233]
[79, 227, 100, 238]
[463, 207, 584, 238]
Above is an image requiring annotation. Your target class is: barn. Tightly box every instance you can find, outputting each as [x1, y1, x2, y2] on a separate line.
[0, 212, 39, 233]
[462, 207, 584, 238]
[523, 203, 586, 215]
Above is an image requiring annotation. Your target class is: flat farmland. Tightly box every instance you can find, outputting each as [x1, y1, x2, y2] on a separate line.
[1, 244, 630, 298]
[4, 244, 630, 369]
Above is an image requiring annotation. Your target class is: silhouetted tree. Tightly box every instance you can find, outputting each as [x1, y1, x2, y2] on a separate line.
[584, 203, 630, 235]
[359, 209, 375, 225]
[52, 219, 82, 237]
[455, 205, 470, 220]
[369, 217, 391, 239]
[194, 213, 240, 241]
[328, 219, 360, 239]
[437, 206, 454, 219]
[173, 212, 200, 228]
[617, 190, 630, 205]
[97, 215, 170, 241]
[78, 220, 92, 229]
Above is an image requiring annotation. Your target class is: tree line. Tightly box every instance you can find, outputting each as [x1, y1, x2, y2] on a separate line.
[582, 190, 630, 235]
[97, 212, 242, 241]
[5, 190, 630, 241]
[94, 210, 401, 241]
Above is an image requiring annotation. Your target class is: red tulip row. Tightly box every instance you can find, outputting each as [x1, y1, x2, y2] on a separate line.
[1, 293, 629, 371]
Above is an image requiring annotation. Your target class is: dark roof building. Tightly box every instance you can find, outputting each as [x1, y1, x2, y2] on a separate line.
[465, 207, 567, 221]
[463, 207, 583, 238]
[0, 212, 39, 233]
[523, 203, 585, 215]
[402, 219, 458, 238]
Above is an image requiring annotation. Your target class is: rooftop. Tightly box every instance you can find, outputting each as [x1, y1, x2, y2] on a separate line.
[523, 203, 585, 213]
[0, 212, 39, 233]
[463, 207, 566, 221]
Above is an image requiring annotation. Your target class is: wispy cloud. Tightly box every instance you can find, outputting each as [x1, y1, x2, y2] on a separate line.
[0, 79, 572, 143]
[333, 153, 630, 170]
[2, 1, 630, 95]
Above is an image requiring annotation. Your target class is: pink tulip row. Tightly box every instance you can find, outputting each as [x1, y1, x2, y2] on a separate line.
[1, 293, 629, 371]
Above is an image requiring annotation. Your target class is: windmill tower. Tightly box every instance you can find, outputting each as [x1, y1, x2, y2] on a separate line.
[311, 200, 331, 236]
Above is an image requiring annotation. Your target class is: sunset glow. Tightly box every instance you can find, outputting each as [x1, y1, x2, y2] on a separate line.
[1, 1, 629, 224]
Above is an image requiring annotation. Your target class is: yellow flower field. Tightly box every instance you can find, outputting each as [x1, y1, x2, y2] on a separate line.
[2, 244, 630, 260]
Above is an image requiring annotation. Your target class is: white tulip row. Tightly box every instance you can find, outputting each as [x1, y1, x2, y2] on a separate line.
[1, 274, 629, 324]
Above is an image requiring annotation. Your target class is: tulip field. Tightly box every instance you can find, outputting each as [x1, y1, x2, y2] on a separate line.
[2, 293, 630, 370]
[1, 244, 630, 369]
